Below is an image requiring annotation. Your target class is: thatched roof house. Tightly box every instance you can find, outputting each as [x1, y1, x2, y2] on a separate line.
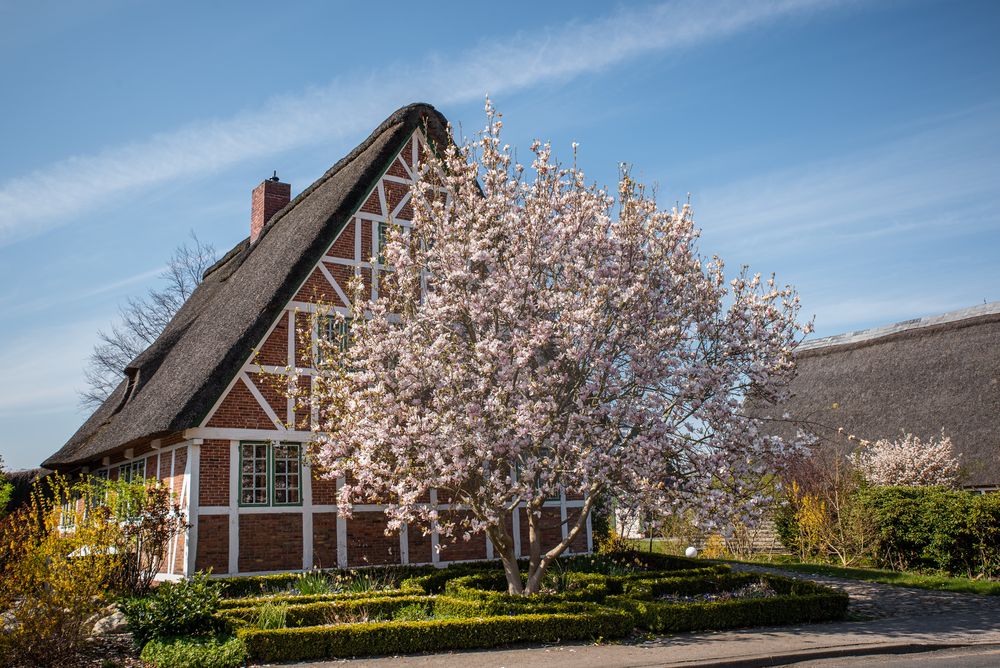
[775, 302, 1000, 489]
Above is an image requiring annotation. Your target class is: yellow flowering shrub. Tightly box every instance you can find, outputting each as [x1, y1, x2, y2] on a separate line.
[0, 475, 122, 667]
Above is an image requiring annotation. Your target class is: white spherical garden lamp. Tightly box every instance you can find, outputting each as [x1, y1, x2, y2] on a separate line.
[685, 546, 698, 558]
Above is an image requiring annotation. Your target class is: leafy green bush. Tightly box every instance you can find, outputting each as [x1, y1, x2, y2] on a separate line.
[121, 572, 222, 646]
[860, 487, 1000, 576]
[140, 635, 247, 668]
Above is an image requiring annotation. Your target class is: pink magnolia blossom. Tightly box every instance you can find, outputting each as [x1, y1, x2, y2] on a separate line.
[853, 431, 961, 488]
[292, 101, 810, 594]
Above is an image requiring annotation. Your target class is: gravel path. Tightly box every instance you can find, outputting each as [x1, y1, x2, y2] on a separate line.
[729, 562, 1000, 620]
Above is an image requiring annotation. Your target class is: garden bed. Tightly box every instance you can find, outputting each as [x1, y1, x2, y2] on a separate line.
[192, 551, 848, 663]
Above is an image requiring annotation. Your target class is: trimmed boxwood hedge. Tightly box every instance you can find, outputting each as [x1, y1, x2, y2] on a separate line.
[610, 574, 849, 633]
[238, 608, 635, 662]
[204, 552, 846, 661]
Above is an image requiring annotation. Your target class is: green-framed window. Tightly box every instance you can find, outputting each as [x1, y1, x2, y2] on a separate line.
[322, 315, 352, 353]
[377, 222, 404, 266]
[118, 459, 146, 483]
[240, 442, 269, 505]
[239, 441, 303, 506]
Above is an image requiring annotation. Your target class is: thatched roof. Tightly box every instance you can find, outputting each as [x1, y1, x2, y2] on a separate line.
[770, 302, 1000, 487]
[44, 103, 451, 469]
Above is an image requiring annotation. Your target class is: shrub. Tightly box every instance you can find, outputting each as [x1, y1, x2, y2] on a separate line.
[859, 486, 1000, 577]
[393, 602, 433, 621]
[97, 477, 187, 596]
[140, 635, 248, 668]
[121, 572, 223, 647]
[0, 475, 121, 667]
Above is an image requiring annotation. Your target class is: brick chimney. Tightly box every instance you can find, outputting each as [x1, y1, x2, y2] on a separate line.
[250, 171, 291, 244]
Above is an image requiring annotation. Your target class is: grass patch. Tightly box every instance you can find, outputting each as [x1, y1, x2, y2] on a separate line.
[735, 560, 1000, 596]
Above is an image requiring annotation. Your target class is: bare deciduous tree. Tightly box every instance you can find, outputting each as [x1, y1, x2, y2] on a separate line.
[80, 233, 216, 409]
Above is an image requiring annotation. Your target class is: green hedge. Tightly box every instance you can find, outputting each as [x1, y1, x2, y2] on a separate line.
[140, 635, 247, 668]
[860, 487, 1000, 577]
[238, 608, 634, 662]
[610, 575, 848, 633]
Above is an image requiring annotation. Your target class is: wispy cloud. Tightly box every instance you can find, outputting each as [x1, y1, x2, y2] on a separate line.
[81, 265, 166, 298]
[0, 0, 845, 246]
[696, 102, 1000, 253]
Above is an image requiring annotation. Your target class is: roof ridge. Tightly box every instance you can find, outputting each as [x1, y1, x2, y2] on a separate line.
[798, 300, 1000, 352]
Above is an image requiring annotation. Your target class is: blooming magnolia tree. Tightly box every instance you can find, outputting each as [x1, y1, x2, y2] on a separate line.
[295, 103, 809, 595]
[853, 431, 961, 487]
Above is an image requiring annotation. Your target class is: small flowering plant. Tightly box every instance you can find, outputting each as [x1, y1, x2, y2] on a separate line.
[292, 101, 810, 595]
[852, 430, 961, 488]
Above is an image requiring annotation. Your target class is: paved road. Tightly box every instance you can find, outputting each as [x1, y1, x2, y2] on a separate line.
[290, 565, 1000, 668]
[799, 644, 1000, 667]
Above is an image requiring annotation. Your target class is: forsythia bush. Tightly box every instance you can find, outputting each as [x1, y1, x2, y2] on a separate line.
[0, 476, 120, 667]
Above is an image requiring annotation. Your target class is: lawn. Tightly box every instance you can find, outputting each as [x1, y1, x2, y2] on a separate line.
[733, 560, 1000, 596]
[629, 539, 1000, 597]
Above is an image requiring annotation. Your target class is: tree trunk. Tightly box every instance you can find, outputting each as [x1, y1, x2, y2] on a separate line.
[487, 525, 524, 594]
[490, 490, 598, 596]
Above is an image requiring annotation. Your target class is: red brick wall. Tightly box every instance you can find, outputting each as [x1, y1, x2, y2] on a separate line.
[327, 220, 355, 258]
[519, 507, 564, 555]
[257, 316, 288, 366]
[248, 373, 287, 424]
[239, 514, 302, 573]
[312, 467, 337, 505]
[312, 512, 338, 569]
[171, 446, 187, 505]
[438, 511, 487, 562]
[196, 515, 228, 573]
[566, 506, 589, 553]
[173, 530, 187, 574]
[294, 268, 342, 305]
[406, 521, 434, 565]
[199, 440, 229, 506]
[206, 379, 275, 429]
[347, 512, 401, 566]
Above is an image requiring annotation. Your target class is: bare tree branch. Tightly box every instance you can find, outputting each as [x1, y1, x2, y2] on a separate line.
[79, 232, 217, 409]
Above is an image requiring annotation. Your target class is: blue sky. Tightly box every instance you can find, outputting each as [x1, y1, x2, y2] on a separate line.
[1, 0, 998, 470]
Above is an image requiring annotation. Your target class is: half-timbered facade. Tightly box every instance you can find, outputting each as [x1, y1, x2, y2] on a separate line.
[43, 104, 592, 578]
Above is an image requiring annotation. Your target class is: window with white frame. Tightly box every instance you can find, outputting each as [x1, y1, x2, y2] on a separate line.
[239, 441, 302, 506]
[272, 443, 302, 505]
[118, 458, 146, 483]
